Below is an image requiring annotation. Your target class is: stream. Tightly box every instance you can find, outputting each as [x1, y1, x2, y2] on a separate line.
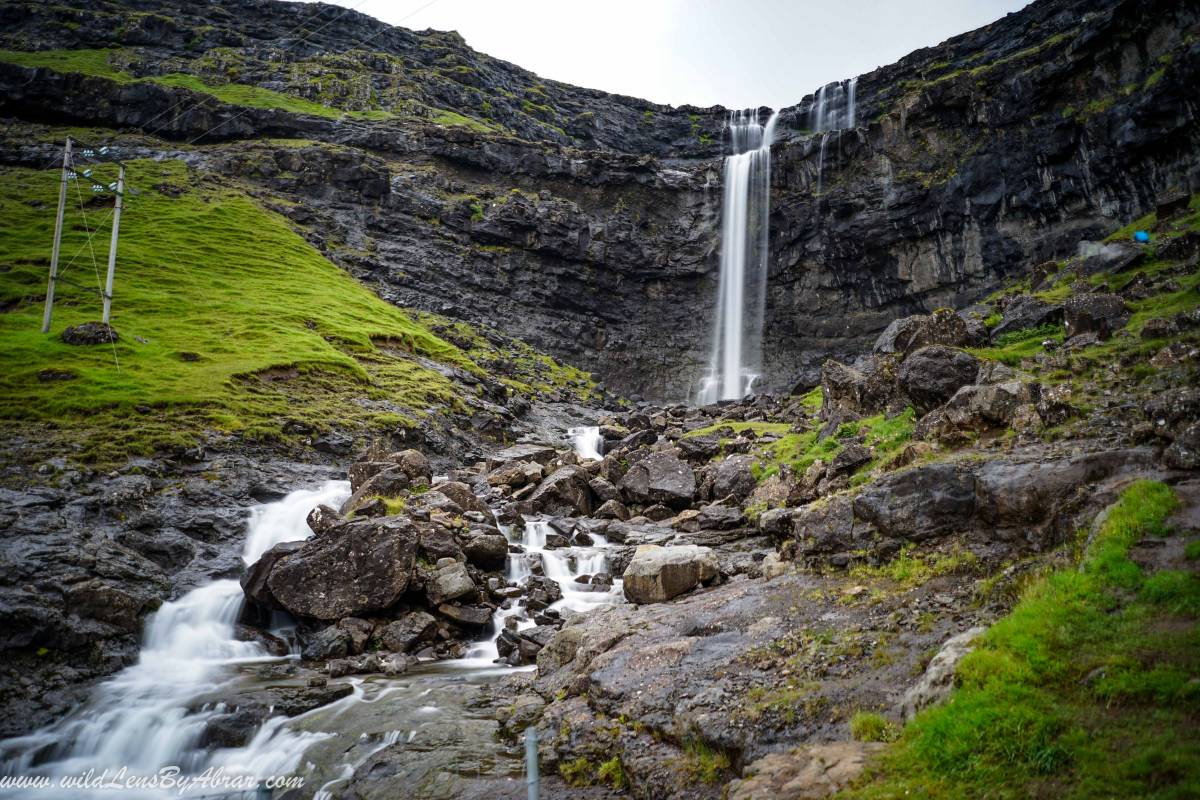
[0, 429, 618, 799]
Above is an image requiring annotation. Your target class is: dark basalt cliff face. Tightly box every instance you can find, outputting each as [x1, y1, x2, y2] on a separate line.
[1, 0, 1197, 399]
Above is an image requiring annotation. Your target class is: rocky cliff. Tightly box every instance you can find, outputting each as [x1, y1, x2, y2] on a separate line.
[1, 0, 1196, 400]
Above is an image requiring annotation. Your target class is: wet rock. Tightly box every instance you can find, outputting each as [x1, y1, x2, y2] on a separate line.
[306, 504, 342, 535]
[712, 454, 757, 502]
[618, 452, 695, 509]
[897, 345, 980, 414]
[426, 560, 476, 604]
[622, 544, 718, 604]
[240, 540, 304, 611]
[380, 611, 437, 652]
[990, 294, 1063, 340]
[337, 617, 374, 655]
[528, 465, 595, 516]
[301, 625, 351, 660]
[266, 516, 418, 620]
[431, 481, 491, 516]
[1063, 293, 1130, 340]
[728, 742, 885, 800]
[900, 626, 987, 720]
[389, 449, 433, 482]
[463, 533, 509, 570]
[437, 603, 492, 627]
[853, 463, 976, 542]
[594, 499, 630, 520]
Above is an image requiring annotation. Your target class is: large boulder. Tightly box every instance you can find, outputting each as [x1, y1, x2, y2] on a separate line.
[852, 463, 976, 541]
[426, 560, 476, 604]
[917, 381, 1041, 440]
[389, 449, 432, 482]
[990, 294, 1063, 340]
[728, 742, 885, 800]
[431, 481, 491, 516]
[240, 540, 304, 610]
[872, 309, 984, 355]
[1063, 293, 1130, 340]
[622, 544, 718, 604]
[900, 627, 987, 720]
[462, 533, 509, 570]
[712, 454, 757, 502]
[897, 346, 981, 415]
[618, 452, 696, 509]
[528, 465, 595, 516]
[820, 356, 900, 419]
[264, 516, 417, 620]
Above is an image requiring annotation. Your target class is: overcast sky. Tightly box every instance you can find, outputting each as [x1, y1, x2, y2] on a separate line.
[310, 0, 1031, 109]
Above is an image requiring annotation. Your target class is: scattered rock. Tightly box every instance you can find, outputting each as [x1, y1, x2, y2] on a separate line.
[622, 544, 718, 604]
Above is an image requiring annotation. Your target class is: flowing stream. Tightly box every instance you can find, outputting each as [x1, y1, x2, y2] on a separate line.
[697, 108, 779, 405]
[2, 472, 621, 798]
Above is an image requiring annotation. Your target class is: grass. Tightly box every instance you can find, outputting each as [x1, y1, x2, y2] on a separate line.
[758, 408, 916, 483]
[680, 738, 732, 784]
[597, 756, 627, 790]
[841, 480, 1200, 799]
[0, 49, 496, 131]
[0, 159, 525, 462]
[849, 545, 979, 588]
[851, 711, 901, 743]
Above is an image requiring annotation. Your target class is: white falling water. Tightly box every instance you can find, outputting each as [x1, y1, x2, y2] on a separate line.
[568, 426, 603, 461]
[0, 481, 350, 798]
[697, 108, 779, 405]
[810, 77, 859, 194]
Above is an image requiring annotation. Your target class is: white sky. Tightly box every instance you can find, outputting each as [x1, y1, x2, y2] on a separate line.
[310, 0, 1031, 109]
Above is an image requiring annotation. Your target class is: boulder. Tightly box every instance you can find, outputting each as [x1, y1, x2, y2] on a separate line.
[872, 309, 983, 355]
[62, 322, 119, 345]
[820, 356, 900, 419]
[337, 617, 374, 655]
[306, 504, 343, 535]
[827, 443, 871, 477]
[380, 611, 437, 652]
[1063, 293, 1130, 340]
[300, 625, 351, 661]
[594, 499, 630, 520]
[989, 295, 1063, 340]
[488, 443, 556, 469]
[437, 603, 492, 627]
[348, 461, 394, 494]
[389, 449, 432, 482]
[426, 561, 476, 604]
[678, 434, 722, 461]
[528, 466, 595, 516]
[463, 533, 509, 570]
[588, 476, 620, 502]
[618, 452, 696, 509]
[852, 463, 976, 541]
[712, 454, 757, 502]
[727, 742, 884, 800]
[897, 346, 981, 414]
[265, 516, 418, 620]
[622, 545, 718, 604]
[240, 540, 305, 610]
[431, 481, 491, 516]
[900, 627, 987, 720]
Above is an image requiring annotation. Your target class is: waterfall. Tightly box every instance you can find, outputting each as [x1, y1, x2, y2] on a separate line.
[810, 77, 859, 195]
[568, 426, 603, 461]
[0, 481, 350, 797]
[697, 108, 779, 405]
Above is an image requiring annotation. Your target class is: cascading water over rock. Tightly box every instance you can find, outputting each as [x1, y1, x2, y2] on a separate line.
[697, 108, 779, 405]
[809, 77, 859, 194]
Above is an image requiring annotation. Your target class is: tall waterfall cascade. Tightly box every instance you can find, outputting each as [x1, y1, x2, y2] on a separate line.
[696, 108, 780, 405]
[810, 77, 859, 193]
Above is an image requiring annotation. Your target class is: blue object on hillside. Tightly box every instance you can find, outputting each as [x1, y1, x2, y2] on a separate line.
[1134, 230, 1151, 243]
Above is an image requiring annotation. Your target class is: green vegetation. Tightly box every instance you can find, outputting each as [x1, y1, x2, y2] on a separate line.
[679, 739, 732, 784]
[0, 49, 496, 132]
[0, 158, 552, 462]
[760, 408, 916, 482]
[843, 481, 1200, 799]
[597, 756, 627, 789]
[851, 711, 900, 743]
[558, 757, 595, 787]
[849, 545, 979, 589]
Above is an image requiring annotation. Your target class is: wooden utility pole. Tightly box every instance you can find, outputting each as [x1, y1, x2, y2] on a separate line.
[41, 137, 71, 333]
[101, 164, 125, 324]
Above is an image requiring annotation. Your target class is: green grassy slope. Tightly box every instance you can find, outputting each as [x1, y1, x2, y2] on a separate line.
[0, 156, 585, 462]
[842, 481, 1200, 798]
